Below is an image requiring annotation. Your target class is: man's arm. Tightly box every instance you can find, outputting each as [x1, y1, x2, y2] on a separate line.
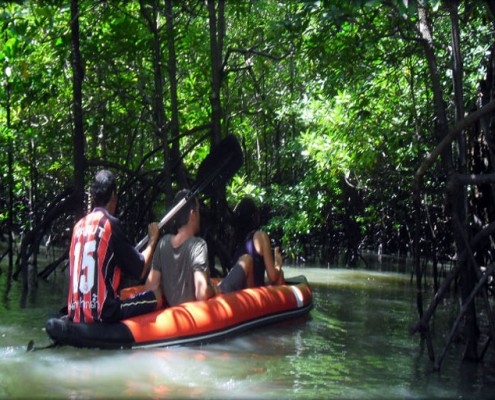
[194, 270, 217, 301]
[145, 268, 161, 291]
[139, 222, 159, 279]
[111, 218, 159, 280]
[255, 230, 284, 284]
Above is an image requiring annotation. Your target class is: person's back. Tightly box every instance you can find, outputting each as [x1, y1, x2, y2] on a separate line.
[153, 234, 208, 307]
[69, 207, 125, 322]
[146, 189, 255, 307]
[68, 169, 161, 323]
[233, 197, 284, 286]
[233, 231, 266, 286]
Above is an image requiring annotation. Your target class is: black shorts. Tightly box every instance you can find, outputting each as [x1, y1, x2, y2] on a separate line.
[119, 290, 157, 320]
[218, 263, 247, 294]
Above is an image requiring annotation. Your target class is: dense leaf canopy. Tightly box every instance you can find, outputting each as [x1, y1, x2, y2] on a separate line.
[0, 0, 494, 264]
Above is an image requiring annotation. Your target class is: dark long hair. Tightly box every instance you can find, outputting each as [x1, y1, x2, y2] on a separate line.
[233, 197, 260, 245]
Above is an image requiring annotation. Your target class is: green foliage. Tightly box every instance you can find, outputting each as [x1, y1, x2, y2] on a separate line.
[1, 1, 494, 264]
[227, 174, 265, 206]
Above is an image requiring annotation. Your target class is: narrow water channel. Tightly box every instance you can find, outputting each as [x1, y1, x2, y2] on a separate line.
[1, 265, 495, 399]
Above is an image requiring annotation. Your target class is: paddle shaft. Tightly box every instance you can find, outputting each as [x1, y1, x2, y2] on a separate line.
[135, 196, 189, 250]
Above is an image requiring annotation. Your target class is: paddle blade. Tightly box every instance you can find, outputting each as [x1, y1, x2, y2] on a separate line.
[135, 135, 243, 250]
[196, 134, 243, 197]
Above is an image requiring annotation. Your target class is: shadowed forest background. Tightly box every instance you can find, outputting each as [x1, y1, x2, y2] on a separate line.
[3, 0, 495, 371]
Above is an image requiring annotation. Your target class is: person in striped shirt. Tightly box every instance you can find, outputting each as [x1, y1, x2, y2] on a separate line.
[68, 170, 162, 323]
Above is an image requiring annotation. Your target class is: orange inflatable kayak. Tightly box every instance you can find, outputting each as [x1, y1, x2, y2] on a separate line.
[45, 275, 313, 349]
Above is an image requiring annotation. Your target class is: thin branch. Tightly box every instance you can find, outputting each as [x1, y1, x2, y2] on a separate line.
[415, 99, 495, 184]
[410, 220, 495, 335]
[434, 263, 495, 370]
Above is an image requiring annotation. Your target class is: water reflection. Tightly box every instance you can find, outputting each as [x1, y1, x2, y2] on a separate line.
[1, 266, 495, 399]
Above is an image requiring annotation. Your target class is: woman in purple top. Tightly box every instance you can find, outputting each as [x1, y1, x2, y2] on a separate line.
[232, 197, 284, 287]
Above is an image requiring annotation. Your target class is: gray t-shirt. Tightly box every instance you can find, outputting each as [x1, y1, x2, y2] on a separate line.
[151, 234, 209, 307]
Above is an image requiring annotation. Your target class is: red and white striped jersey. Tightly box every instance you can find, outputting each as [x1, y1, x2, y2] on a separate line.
[68, 208, 144, 323]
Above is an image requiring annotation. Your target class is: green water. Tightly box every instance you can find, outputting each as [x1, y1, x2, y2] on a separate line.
[1, 265, 495, 399]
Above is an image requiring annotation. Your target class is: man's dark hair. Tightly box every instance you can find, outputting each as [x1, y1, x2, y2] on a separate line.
[91, 170, 117, 207]
[173, 189, 197, 229]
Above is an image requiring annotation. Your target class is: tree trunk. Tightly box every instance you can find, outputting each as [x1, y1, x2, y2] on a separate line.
[165, 0, 188, 189]
[207, 0, 225, 146]
[447, 0, 479, 362]
[204, 0, 234, 276]
[413, 5, 452, 338]
[5, 68, 14, 298]
[140, 0, 173, 201]
[71, 0, 86, 221]
[485, 0, 495, 20]
[413, 0, 479, 364]
[417, 3, 452, 167]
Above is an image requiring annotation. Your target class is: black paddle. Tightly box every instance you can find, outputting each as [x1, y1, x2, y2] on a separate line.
[135, 134, 243, 250]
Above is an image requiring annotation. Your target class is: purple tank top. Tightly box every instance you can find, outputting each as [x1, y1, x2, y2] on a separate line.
[234, 231, 266, 287]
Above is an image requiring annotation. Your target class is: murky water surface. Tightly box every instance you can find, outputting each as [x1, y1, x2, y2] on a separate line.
[1, 264, 495, 399]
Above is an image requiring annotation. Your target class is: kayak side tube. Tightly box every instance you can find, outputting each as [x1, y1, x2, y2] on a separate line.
[45, 316, 135, 350]
[45, 275, 313, 350]
[124, 275, 313, 349]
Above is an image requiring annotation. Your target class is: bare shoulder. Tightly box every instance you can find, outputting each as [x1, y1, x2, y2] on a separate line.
[253, 230, 270, 253]
[253, 229, 269, 242]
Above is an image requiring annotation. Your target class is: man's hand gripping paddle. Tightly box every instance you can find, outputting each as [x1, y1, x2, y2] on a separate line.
[135, 134, 243, 250]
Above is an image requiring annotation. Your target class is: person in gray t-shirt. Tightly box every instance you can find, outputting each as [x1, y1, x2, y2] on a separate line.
[146, 189, 254, 307]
